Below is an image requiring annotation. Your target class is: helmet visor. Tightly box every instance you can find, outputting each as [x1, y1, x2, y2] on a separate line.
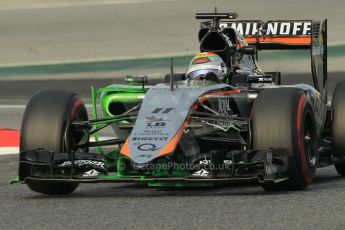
[188, 69, 219, 80]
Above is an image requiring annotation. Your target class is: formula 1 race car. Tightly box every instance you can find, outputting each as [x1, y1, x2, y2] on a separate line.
[17, 11, 345, 195]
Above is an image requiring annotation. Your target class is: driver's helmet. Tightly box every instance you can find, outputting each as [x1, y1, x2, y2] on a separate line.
[186, 52, 227, 82]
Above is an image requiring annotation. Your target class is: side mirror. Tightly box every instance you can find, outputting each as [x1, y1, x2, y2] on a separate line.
[124, 75, 147, 90]
[240, 45, 256, 55]
[124, 75, 147, 84]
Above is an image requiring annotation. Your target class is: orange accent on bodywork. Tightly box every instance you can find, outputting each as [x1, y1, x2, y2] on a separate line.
[120, 139, 130, 158]
[157, 121, 188, 157]
[245, 36, 311, 45]
[199, 89, 241, 103]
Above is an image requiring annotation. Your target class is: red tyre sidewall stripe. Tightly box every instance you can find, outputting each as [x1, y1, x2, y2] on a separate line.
[296, 94, 313, 184]
[71, 99, 83, 120]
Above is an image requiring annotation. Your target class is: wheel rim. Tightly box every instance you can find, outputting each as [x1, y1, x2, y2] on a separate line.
[303, 112, 316, 168]
[64, 98, 89, 153]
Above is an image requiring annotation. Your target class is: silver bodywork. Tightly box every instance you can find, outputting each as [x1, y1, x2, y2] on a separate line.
[127, 83, 230, 164]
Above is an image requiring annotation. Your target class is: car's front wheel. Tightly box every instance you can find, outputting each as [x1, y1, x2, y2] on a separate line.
[252, 88, 318, 191]
[20, 90, 88, 195]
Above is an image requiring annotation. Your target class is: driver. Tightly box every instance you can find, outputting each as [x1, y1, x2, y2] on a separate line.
[186, 52, 227, 83]
[187, 32, 264, 84]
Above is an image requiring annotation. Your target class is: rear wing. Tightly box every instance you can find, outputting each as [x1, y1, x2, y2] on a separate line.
[200, 18, 328, 90]
[201, 20, 326, 49]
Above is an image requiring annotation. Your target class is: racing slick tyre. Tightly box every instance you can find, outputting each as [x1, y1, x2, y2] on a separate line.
[331, 81, 345, 175]
[20, 90, 88, 195]
[252, 88, 317, 191]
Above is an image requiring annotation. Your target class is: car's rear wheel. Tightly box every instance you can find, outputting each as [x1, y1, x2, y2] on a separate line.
[20, 90, 88, 195]
[252, 88, 318, 191]
[331, 81, 345, 175]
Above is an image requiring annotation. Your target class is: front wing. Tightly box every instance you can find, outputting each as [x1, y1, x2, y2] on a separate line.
[19, 148, 289, 187]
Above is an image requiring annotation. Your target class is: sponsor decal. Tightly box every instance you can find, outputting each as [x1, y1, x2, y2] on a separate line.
[82, 169, 100, 177]
[145, 116, 167, 127]
[218, 21, 312, 36]
[132, 137, 168, 141]
[151, 108, 173, 114]
[206, 120, 236, 132]
[143, 130, 168, 135]
[130, 108, 175, 155]
[218, 98, 233, 116]
[256, 76, 273, 82]
[58, 160, 105, 168]
[204, 117, 247, 132]
[133, 130, 169, 136]
[199, 159, 211, 165]
[137, 143, 160, 151]
[192, 169, 210, 177]
[131, 112, 171, 141]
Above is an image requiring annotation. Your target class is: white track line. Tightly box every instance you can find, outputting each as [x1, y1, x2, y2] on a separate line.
[0, 147, 19, 155]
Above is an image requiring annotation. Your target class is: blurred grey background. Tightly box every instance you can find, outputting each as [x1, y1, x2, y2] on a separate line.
[0, 0, 343, 71]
